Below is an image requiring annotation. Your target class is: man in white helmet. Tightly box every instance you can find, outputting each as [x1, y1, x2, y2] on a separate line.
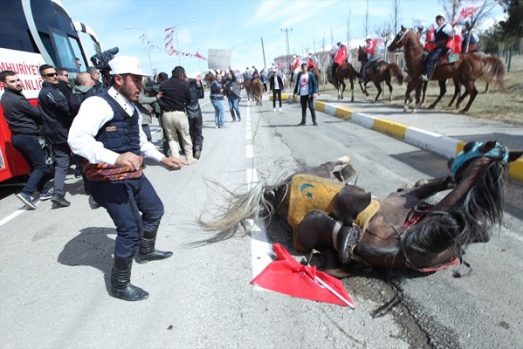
[360, 35, 382, 83]
[68, 56, 186, 301]
[420, 13, 454, 81]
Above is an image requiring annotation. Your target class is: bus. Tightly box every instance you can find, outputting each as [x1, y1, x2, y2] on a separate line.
[0, 0, 102, 183]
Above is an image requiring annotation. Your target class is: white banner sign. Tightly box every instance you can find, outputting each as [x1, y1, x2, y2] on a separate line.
[207, 49, 232, 70]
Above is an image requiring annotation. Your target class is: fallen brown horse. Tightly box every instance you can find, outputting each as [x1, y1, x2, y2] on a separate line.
[332, 62, 361, 101]
[388, 26, 485, 112]
[200, 141, 521, 277]
[357, 46, 404, 102]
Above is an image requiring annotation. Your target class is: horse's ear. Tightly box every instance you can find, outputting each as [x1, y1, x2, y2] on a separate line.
[401, 25, 405, 31]
[508, 150, 523, 163]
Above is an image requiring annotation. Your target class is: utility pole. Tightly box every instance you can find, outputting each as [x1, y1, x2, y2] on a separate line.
[261, 37, 267, 68]
[281, 28, 293, 75]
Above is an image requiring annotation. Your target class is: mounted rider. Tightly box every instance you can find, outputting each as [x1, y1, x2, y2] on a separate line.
[251, 65, 260, 79]
[243, 67, 251, 82]
[416, 21, 429, 46]
[461, 21, 479, 53]
[360, 35, 382, 83]
[420, 13, 455, 82]
[330, 41, 347, 86]
[307, 51, 318, 71]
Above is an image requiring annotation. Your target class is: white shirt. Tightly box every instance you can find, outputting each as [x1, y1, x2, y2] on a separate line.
[68, 87, 165, 165]
[299, 72, 309, 96]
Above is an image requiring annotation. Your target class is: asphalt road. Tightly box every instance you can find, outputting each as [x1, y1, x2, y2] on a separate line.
[1, 91, 521, 349]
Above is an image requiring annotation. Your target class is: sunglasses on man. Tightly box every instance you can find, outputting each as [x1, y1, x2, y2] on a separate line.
[42, 72, 58, 77]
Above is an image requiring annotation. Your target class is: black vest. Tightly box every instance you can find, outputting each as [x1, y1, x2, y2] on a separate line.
[95, 92, 141, 156]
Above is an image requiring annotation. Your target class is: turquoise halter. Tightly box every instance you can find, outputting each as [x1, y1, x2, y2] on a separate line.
[451, 142, 509, 181]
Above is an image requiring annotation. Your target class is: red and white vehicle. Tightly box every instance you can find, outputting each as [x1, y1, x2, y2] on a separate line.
[0, 0, 102, 183]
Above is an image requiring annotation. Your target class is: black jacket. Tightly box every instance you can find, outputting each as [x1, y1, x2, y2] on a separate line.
[38, 81, 71, 144]
[186, 79, 204, 119]
[1, 89, 41, 134]
[158, 77, 191, 112]
[269, 75, 284, 91]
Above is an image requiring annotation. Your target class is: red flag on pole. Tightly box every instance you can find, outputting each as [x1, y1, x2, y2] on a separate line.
[251, 244, 354, 308]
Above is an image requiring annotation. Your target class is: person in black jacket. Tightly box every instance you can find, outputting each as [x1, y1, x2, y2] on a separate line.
[38, 64, 73, 208]
[1, 70, 52, 209]
[269, 69, 284, 112]
[185, 77, 205, 159]
[223, 67, 241, 122]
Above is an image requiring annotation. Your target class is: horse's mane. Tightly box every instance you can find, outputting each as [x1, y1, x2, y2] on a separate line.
[407, 160, 506, 258]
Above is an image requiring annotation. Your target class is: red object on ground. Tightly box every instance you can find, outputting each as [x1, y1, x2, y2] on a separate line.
[251, 243, 354, 308]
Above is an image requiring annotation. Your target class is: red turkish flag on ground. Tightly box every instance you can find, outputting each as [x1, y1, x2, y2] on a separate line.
[251, 244, 354, 308]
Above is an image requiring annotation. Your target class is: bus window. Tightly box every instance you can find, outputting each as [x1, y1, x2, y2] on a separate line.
[0, 1, 38, 53]
[48, 27, 78, 72]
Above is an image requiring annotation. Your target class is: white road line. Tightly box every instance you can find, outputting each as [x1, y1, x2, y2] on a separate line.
[245, 100, 273, 280]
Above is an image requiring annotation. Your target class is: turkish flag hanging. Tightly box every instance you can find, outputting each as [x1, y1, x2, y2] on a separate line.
[251, 244, 354, 308]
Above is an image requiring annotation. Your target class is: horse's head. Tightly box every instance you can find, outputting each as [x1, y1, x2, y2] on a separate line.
[357, 46, 366, 62]
[449, 141, 521, 183]
[388, 25, 409, 52]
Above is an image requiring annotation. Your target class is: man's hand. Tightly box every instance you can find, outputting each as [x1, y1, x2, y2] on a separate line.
[115, 152, 143, 171]
[156, 91, 163, 100]
[312, 93, 317, 99]
[161, 156, 187, 170]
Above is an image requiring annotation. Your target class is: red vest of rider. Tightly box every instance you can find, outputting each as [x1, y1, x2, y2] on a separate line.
[426, 25, 461, 54]
[292, 57, 301, 71]
[334, 45, 347, 65]
[308, 57, 317, 70]
[365, 38, 381, 55]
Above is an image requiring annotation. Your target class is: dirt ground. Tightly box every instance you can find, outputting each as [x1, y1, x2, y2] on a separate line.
[317, 55, 523, 125]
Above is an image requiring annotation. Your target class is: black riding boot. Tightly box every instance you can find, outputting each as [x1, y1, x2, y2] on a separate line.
[110, 256, 149, 301]
[135, 230, 173, 264]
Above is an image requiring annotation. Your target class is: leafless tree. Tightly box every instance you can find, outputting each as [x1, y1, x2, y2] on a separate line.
[461, 0, 499, 52]
[390, 0, 401, 35]
[364, 0, 370, 36]
[375, 22, 394, 60]
[438, 0, 462, 20]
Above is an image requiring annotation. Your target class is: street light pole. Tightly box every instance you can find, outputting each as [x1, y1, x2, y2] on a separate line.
[126, 27, 153, 73]
[172, 20, 196, 65]
[281, 28, 293, 74]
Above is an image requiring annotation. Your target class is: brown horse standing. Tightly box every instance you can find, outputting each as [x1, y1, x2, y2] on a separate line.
[200, 141, 522, 276]
[243, 79, 253, 101]
[332, 62, 361, 101]
[357, 46, 404, 102]
[250, 77, 263, 106]
[388, 26, 486, 113]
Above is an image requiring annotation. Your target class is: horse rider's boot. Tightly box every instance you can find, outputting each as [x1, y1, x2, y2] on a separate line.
[330, 185, 371, 226]
[110, 256, 149, 301]
[135, 230, 173, 264]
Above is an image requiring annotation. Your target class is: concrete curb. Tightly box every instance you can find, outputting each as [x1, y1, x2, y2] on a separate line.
[267, 94, 522, 182]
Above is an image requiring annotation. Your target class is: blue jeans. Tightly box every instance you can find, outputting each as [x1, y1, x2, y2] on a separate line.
[228, 96, 241, 121]
[211, 98, 225, 127]
[11, 134, 48, 195]
[424, 46, 446, 77]
[90, 175, 164, 258]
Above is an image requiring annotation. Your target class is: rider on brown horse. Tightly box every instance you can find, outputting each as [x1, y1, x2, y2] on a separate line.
[420, 13, 455, 82]
[360, 35, 382, 83]
[307, 51, 318, 71]
[330, 42, 347, 87]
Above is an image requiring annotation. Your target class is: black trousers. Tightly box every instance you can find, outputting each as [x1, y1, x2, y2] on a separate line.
[272, 89, 282, 108]
[299, 95, 316, 123]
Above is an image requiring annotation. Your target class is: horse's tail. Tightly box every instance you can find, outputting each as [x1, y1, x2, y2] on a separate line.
[489, 57, 507, 92]
[388, 63, 404, 85]
[350, 64, 361, 78]
[198, 181, 274, 234]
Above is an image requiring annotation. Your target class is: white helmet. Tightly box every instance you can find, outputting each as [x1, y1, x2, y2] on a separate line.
[366, 35, 372, 40]
[308, 51, 313, 55]
[436, 13, 445, 20]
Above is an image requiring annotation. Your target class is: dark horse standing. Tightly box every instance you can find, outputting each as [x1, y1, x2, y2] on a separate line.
[357, 46, 404, 102]
[200, 141, 521, 277]
[331, 62, 361, 101]
[388, 26, 489, 113]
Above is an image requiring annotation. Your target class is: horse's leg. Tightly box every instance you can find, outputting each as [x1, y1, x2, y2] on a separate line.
[349, 78, 354, 102]
[404, 80, 416, 112]
[460, 81, 478, 113]
[386, 77, 393, 101]
[421, 81, 427, 105]
[447, 79, 461, 107]
[397, 177, 453, 200]
[373, 80, 382, 103]
[428, 80, 447, 110]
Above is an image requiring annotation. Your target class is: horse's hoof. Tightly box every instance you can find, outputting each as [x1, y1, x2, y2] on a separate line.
[403, 107, 408, 112]
[428, 105, 435, 110]
[459, 109, 468, 114]
[350, 98, 354, 102]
